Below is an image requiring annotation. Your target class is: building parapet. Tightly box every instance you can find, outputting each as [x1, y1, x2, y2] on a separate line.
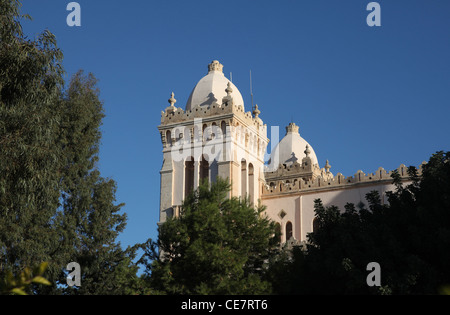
[262, 162, 425, 196]
[160, 94, 266, 134]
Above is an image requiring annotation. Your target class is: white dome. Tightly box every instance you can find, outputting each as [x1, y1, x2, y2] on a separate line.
[267, 123, 319, 170]
[185, 60, 245, 111]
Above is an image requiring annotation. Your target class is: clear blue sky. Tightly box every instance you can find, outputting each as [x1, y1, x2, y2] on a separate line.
[20, 0, 450, 250]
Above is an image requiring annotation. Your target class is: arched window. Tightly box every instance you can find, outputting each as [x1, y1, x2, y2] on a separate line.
[211, 122, 217, 139]
[221, 121, 227, 138]
[166, 130, 172, 146]
[209, 160, 218, 183]
[202, 124, 208, 141]
[174, 126, 181, 141]
[200, 155, 209, 184]
[185, 157, 194, 197]
[285, 221, 293, 241]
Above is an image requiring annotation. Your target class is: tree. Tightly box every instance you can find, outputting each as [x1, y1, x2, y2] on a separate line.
[270, 151, 450, 295]
[1, 1, 139, 294]
[51, 70, 130, 295]
[0, 0, 65, 286]
[0, 262, 50, 295]
[141, 178, 280, 295]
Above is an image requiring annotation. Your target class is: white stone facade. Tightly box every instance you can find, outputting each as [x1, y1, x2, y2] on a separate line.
[158, 61, 268, 224]
[158, 60, 419, 243]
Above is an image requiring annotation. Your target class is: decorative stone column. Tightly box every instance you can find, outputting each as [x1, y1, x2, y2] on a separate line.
[193, 160, 200, 190]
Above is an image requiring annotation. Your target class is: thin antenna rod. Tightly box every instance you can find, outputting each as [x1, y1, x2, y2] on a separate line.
[230, 72, 232, 82]
[250, 70, 254, 111]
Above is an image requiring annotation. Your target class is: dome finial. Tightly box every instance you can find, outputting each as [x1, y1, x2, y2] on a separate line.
[186, 60, 244, 111]
[253, 104, 260, 118]
[325, 160, 331, 172]
[222, 82, 234, 106]
[208, 60, 224, 73]
[286, 122, 299, 135]
[304, 144, 311, 157]
[168, 92, 176, 107]
[225, 82, 233, 95]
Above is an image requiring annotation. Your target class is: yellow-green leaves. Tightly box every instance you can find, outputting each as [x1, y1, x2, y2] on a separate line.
[1, 262, 51, 295]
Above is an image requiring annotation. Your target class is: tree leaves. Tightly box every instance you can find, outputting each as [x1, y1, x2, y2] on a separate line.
[271, 151, 450, 295]
[143, 178, 279, 295]
[1, 1, 136, 295]
[0, 262, 51, 295]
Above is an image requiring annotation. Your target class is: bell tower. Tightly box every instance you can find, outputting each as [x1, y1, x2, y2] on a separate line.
[157, 60, 269, 224]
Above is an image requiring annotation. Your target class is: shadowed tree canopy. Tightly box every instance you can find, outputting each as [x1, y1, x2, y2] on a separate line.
[269, 151, 450, 295]
[0, 0, 141, 295]
[140, 178, 280, 295]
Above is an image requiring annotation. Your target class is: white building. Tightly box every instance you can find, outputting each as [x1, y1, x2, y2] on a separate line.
[158, 60, 418, 243]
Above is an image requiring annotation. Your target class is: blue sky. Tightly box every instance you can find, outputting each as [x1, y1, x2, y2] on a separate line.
[20, 1, 450, 250]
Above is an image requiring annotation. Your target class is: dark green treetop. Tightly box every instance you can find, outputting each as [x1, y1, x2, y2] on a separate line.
[141, 178, 280, 295]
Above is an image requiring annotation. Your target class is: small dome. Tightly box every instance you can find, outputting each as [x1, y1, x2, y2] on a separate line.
[185, 60, 245, 111]
[267, 123, 319, 170]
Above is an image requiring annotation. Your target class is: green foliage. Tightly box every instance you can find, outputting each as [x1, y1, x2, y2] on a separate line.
[52, 71, 130, 295]
[0, 262, 51, 295]
[141, 178, 280, 295]
[439, 285, 450, 295]
[271, 151, 450, 295]
[111, 255, 154, 295]
[1, 0, 141, 295]
[1, 0, 65, 281]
